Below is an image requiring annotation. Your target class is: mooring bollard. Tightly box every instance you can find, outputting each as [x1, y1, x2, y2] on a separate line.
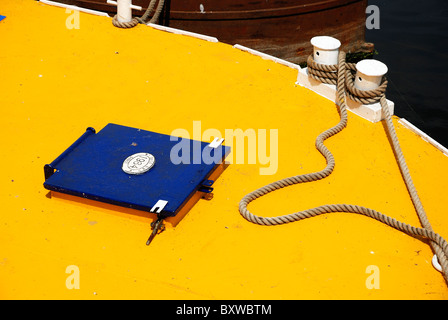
[310, 36, 341, 66]
[107, 0, 142, 23]
[354, 59, 388, 91]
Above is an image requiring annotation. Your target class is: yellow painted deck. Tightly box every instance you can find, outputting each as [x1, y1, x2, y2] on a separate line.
[1, 0, 447, 299]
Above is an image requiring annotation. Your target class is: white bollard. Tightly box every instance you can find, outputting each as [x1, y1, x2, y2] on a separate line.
[107, 0, 142, 23]
[354, 59, 388, 91]
[310, 36, 341, 65]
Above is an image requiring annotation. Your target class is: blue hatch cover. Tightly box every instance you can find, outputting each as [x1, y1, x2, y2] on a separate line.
[43, 123, 230, 219]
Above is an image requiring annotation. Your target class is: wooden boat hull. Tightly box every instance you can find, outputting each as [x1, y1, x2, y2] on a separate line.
[53, 0, 368, 64]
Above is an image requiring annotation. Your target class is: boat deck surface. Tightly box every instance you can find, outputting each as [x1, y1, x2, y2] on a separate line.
[1, 0, 447, 299]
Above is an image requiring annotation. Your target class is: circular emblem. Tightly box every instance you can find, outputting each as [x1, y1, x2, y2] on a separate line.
[122, 153, 155, 175]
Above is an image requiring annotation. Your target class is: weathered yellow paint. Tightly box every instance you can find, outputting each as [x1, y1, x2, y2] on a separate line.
[1, 0, 447, 299]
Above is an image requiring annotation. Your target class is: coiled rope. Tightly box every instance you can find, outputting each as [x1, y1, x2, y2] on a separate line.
[112, 15, 139, 29]
[238, 51, 448, 285]
[112, 0, 165, 29]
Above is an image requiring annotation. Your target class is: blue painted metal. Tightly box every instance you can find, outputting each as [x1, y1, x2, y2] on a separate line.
[44, 127, 96, 180]
[43, 123, 230, 217]
[0, 15, 6, 22]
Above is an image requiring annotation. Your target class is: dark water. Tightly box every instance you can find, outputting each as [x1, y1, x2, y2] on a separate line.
[366, 0, 448, 147]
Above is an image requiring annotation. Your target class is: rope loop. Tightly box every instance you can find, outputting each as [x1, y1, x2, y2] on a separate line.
[239, 51, 448, 285]
[307, 54, 389, 104]
[306, 55, 338, 85]
[112, 0, 166, 28]
[112, 15, 139, 29]
[345, 66, 388, 104]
